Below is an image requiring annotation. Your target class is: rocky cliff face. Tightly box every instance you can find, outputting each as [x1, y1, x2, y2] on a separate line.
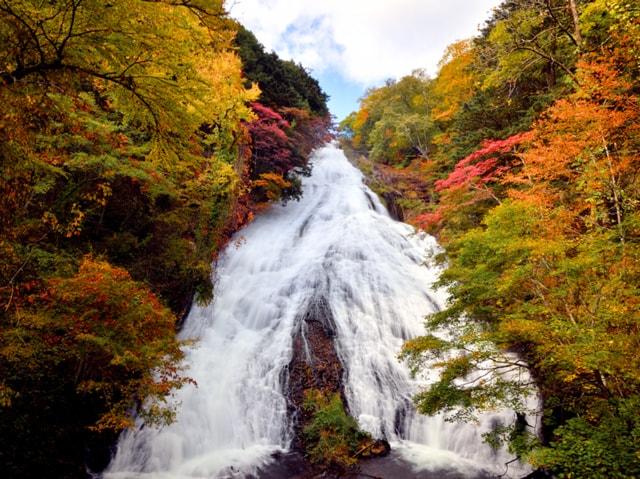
[339, 145, 433, 226]
[287, 296, 344, 451]
[281, 296, 390, 477]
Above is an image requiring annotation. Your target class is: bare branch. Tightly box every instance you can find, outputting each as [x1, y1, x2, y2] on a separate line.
[545, 0, 579, 47]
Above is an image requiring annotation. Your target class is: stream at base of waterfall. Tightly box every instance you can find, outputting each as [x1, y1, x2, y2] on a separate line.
[104, 144, 538, 479]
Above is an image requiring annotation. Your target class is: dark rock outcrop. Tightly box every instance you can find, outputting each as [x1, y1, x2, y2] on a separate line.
[286, 296, 345, 452]
[276, 295, 389, 478]
[381, 191, 404, 222]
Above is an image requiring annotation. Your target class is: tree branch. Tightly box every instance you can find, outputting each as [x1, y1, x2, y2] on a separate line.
[545, 0, 579, 47]
[512, 43, 580, 86]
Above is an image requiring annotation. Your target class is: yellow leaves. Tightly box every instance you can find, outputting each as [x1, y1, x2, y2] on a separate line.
[502, 318, 546, 342]
[351, 109, 371, 146]
[0, 383, 15, 407]
[91, 410, 135, 432]
[81, 182, 112, 207]
[252, 172, 292, 202]
[67, 204, 85, 238]
[197, 50, 255, 115]
[211, 160, 238, 190]
[431, 39, 475, 121]
[40, 204, 86, 238]
[253, 172, 291, 187]
[3, 0, 254, 167]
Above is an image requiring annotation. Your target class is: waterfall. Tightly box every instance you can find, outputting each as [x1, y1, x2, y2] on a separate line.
[105, 144, 535, 479]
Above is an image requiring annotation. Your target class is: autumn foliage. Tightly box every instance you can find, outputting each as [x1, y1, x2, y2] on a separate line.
[4, 257, 188, 426]
[341, 1, 640, 476]
[246, 103, 330, 204]
[415, 132, 532, 235]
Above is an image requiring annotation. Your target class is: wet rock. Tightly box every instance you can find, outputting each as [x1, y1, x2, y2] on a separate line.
[521, 469, 553, 479]
[381, 191, 404, 222]
[287, 296, 345, 453]
[255, 451, 308, 479]
[356, 439, 391, 459]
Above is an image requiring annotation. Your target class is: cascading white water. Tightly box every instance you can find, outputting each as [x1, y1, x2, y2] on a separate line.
[105, 144, 534, 479]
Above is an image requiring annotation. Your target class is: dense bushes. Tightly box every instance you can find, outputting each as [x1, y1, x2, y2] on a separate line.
[302, 389, 372, 468]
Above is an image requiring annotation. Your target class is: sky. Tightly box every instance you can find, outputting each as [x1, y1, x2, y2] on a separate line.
[228, 0, 503, 121]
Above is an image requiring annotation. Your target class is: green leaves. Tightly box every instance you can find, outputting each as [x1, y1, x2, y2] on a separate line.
[303, 389, 371, 468]
[530, 397, 640, 478]
[343, 73, 435, 165]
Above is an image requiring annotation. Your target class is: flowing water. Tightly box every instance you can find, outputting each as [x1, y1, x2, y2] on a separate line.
[105, 144, 535, 479]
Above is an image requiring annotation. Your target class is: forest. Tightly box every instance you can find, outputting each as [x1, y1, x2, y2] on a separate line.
[340, 0, 640, 477]
[0, 1, 329, 477]
[2, 0, 639, 478]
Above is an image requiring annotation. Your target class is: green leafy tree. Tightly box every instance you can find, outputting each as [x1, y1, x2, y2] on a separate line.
[343, 73, 435, 165]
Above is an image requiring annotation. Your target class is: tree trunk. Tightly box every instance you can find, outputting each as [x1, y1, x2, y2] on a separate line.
[568, 0, 583, 45]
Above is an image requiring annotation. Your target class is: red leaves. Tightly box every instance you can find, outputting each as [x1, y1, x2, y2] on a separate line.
[419, 132, 534, 237]
[44, 257, 174, 343]
[250, 102, 290, 128]
[280, 107, 332, 157]
[435, 157, 499, 191]
[247, 102, 294, 178]
[245, 102, 329, 204]
[2, 255, 188, 431]
[413, 211, 443, 231]
[435, 132, 533, 192]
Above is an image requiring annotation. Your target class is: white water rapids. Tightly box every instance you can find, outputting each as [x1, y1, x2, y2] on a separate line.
[105, 144, 534, 479]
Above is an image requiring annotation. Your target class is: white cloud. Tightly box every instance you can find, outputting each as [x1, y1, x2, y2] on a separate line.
[228, 0, 502, 86]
